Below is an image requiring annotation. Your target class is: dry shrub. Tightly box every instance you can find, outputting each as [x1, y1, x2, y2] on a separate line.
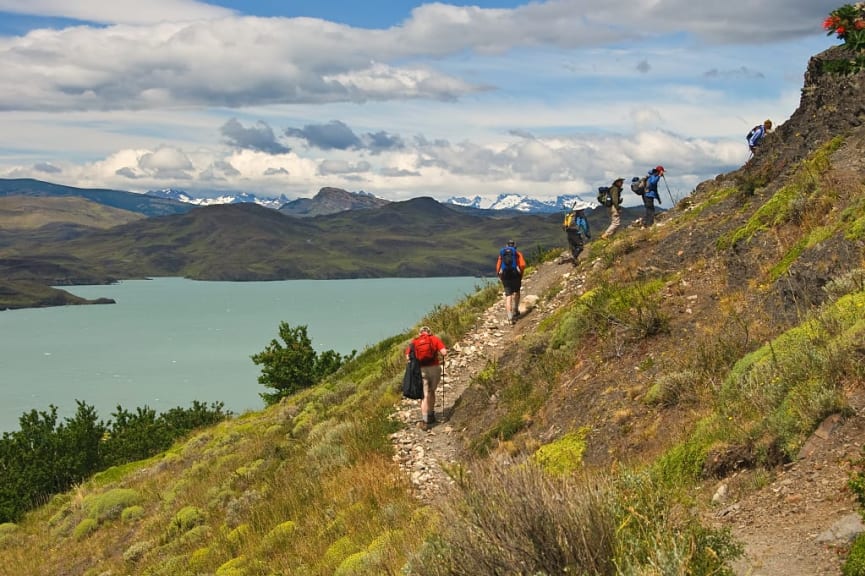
[645, 370, 698, 407]
[411, 460, 616, 576]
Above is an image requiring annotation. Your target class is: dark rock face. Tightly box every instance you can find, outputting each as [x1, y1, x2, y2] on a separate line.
[279, 187, 390, 217]
[764, 46, 865, 168]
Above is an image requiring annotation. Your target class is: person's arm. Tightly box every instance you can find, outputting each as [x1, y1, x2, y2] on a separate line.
[495, 255, 502, 276]
[435, 339, 448, 364]
[517, 252, 527, 273]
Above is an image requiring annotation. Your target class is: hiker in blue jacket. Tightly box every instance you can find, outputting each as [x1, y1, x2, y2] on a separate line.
[643, 165, 664, 228]
[747, 119, 772, 154]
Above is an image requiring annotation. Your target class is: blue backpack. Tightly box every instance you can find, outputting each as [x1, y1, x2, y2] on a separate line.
[499, 246, 519, 274]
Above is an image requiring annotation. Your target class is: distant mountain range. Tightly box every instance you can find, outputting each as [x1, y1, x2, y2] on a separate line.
[1, 177, 628, 309]
[446, 193, 587, 213]
[144, 186, 588, 215]
[146, 188, 290, 210]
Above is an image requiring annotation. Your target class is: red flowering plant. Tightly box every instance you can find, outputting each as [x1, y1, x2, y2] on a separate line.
[824, 3, 865, 51]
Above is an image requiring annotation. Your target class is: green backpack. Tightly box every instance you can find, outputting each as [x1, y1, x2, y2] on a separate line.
[597, 186, 612, 207]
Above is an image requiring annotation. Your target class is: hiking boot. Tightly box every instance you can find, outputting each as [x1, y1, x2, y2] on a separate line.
[416, 421, 429, 431]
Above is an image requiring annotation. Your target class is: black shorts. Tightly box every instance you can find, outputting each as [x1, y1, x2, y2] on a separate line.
[500, 271, 522, 295]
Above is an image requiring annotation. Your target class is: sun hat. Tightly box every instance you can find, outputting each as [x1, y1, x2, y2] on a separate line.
[419, 326, 431, 334]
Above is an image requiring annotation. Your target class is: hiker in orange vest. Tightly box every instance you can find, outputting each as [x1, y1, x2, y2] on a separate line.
[496, 240, 527, 325]
[404, 326, 447, 431]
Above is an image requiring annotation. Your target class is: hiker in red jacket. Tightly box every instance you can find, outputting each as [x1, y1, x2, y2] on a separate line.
[405, 326, 447, 431]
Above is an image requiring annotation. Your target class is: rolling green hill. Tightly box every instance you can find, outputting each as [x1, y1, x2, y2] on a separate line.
[0, 178, 191, 217]
[0, 196, 144, 230]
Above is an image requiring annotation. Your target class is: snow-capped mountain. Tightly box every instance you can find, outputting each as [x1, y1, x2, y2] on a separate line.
[146, 188, 289, 210]
[446, 193, 589, 213]
[147, 187, 591, 215]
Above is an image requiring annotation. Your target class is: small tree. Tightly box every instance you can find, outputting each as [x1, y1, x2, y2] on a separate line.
[251, 322, 354, 405]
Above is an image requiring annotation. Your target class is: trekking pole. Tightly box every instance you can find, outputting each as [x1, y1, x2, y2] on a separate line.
[440, 358, 446, 420]
[662, 174, 674, 205]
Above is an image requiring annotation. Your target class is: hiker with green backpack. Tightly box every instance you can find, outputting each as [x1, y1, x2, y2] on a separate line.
[601, 177, 625, 239]
[496, 240, 527, 325]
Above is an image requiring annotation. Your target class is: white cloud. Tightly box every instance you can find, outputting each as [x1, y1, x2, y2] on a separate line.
[0, 0, 234, 25]
[0, 0, 841, 204]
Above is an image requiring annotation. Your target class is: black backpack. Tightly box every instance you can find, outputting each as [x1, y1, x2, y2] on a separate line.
[746, 125, 761, 141]
[597, 186, 612, 207]
[631, 177, 646, 196]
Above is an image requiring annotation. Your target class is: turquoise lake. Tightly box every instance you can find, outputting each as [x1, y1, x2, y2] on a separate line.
[0, 277, 487, 433]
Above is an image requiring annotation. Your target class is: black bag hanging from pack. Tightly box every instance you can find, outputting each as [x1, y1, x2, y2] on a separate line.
[402, 345, 424, 400]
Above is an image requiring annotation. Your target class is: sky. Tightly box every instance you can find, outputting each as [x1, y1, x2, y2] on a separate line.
[0, 0, 842, 206]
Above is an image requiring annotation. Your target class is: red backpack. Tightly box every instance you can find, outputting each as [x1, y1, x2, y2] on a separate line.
[412, 333, 436, 363]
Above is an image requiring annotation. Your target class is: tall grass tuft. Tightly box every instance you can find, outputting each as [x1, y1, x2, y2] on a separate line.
[411, 460, 618, 576]
[410, 461, 741, 575]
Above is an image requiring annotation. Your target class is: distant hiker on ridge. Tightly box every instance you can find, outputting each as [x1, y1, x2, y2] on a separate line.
[601, 177, 625, 239]
[405, 326, 447, 431]
[562, 202, 591, 264]
[496, 240, 526, 325]
[747, 119, 773, 154]
[643, 165, 664, 228]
